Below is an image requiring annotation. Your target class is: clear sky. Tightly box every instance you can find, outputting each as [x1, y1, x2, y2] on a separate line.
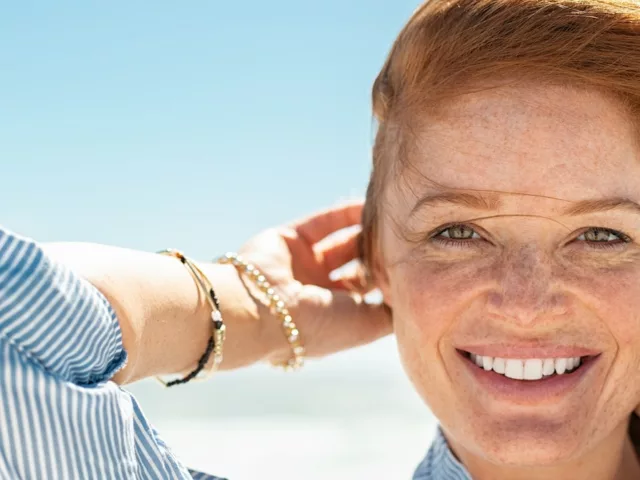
[1, 0, 420, 259]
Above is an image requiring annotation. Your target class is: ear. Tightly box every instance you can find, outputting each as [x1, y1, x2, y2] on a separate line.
[370, 250, 393, 309]
[356, 215, 393, 308]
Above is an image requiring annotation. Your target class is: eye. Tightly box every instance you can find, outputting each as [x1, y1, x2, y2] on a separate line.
[438, 224, 481, 240]
[576, 227, 631, 249]
[431, 224, 482, 247]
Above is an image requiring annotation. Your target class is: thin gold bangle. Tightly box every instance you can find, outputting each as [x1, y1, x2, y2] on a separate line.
[156, 249, 226, 386]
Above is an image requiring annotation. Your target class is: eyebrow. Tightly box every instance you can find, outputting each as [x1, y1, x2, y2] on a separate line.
[563, 197, 640, 216]
[410, 192, 640, 217]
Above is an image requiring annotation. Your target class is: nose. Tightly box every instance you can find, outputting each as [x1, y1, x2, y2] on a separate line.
[486, 245, 568, 325]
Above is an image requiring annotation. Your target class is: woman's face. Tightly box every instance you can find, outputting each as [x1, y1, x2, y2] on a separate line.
[378, 84, 640, 466]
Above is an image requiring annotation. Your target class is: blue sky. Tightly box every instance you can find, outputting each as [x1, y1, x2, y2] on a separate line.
[1, 1, 420, 258]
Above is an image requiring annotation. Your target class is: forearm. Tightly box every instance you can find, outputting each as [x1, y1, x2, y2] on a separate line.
[42, 242, 268, 384]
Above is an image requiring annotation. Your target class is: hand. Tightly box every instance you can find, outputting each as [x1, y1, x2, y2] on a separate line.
[234, 202, 392, 364]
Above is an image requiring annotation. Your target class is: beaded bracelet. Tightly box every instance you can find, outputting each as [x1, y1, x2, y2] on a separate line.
[216, 252, 305, 371]
[156, 249, 226, 387]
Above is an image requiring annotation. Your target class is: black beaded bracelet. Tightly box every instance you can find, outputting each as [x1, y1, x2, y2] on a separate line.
[156, 249, 226, 387]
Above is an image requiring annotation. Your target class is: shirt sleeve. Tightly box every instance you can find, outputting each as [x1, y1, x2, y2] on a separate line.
[0, 226, 226, 480]
[0, 226, 127, 386]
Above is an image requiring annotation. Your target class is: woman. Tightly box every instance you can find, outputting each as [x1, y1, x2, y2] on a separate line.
[4, 0, 640, 479]
[360, 1, 640, 478]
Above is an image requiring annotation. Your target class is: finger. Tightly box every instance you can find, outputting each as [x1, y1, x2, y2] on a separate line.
[328, 270, 372, 293]
[293, 202, 363, 246]
[298, 287, 392, 358]
[301, 273, 367, 293]
[315, 228, 361, 273]
[313, 272, 371, 292]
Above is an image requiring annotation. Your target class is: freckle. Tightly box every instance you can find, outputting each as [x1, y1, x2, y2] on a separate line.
[487, 292, 503, 307]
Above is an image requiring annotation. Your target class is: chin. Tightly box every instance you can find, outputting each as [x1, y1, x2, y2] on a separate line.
[457, 417, 591, 466]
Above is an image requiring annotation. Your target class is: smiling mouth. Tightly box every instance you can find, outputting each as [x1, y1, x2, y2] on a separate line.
[458, 350, 596, 381]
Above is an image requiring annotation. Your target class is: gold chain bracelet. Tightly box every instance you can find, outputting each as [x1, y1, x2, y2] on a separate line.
[216, 252, 305, 370]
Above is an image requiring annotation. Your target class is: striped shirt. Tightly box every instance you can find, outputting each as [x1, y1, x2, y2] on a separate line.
[0, 226, 223, 479]
[413, 428, 472, 480]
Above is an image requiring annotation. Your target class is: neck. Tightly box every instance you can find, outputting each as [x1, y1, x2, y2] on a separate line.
[448, 419, 640, 480]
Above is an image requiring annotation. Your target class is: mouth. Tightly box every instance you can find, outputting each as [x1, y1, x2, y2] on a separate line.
[455, 348, 601, 401]
[458, 350, 595, 381]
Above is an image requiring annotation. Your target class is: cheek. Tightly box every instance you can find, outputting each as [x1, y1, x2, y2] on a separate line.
[389, 258, 494, 390]
[566, 265, 640, 412]
[563, 263, 640, 348]
[391, 257, 494, 333]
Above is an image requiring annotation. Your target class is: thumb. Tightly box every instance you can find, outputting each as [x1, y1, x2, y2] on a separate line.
[297, 285, 393, 358]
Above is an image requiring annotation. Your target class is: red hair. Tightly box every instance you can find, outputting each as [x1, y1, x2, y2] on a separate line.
[361, 0, 640, 272]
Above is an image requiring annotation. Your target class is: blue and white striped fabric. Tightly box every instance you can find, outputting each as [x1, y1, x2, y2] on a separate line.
[0, 226, 224, 480]
[413, 428, 472, 480]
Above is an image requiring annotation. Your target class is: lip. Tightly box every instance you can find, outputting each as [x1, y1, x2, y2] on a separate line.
[455, 344, 601, 359]
[457, 350, 600, 404]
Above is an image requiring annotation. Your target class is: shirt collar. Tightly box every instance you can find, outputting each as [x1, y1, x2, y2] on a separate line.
[413, 427, 472, 480]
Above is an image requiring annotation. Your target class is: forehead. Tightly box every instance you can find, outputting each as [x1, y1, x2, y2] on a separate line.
[402, 84, 640, 202]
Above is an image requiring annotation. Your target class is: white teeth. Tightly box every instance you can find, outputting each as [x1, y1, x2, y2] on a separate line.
[505, 359, 524, 380]
[523, 359, 543, 380]
[543, 358, 555, 376]
[555, 358, 567, 375]
[469, 353, 584, 381]
[482, 356, 493, 371]
[492, 357, 506, 374]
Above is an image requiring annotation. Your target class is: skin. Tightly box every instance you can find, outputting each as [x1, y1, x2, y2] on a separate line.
[374, 84, 640, 479]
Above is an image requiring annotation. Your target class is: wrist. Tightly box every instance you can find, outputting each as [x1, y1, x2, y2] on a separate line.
[214, 253, 305, 370]
[198, 262, 280, 369]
